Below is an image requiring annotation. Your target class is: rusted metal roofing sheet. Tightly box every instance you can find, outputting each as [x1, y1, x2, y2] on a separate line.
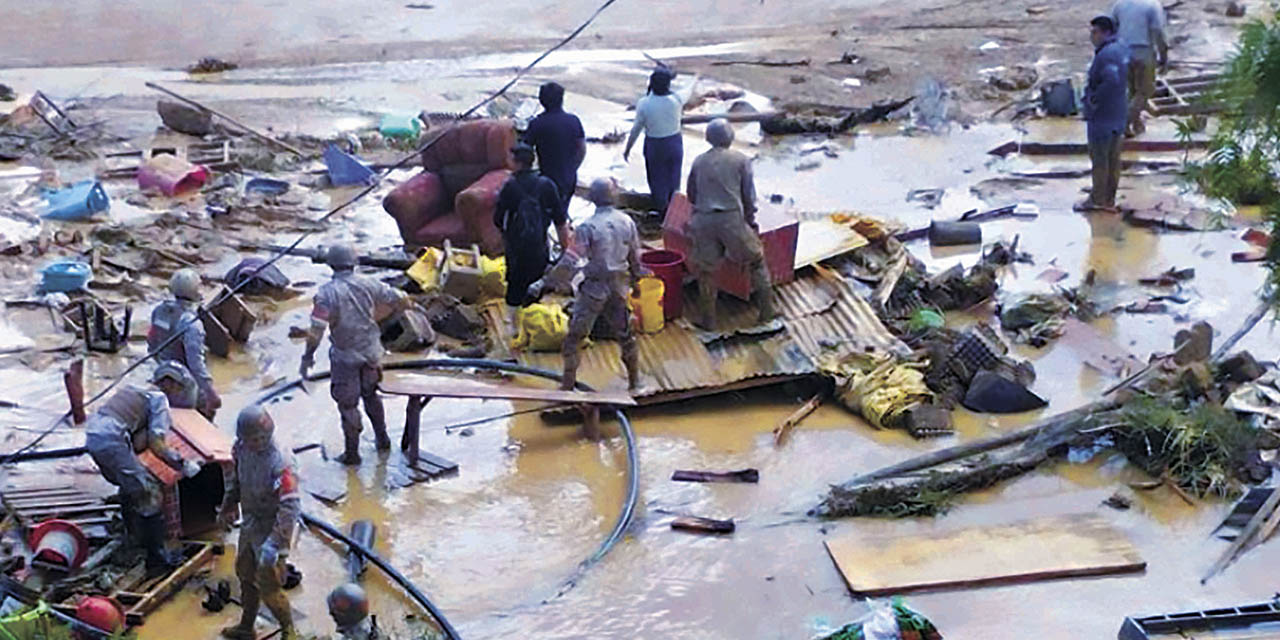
[485, 266, 906, 403]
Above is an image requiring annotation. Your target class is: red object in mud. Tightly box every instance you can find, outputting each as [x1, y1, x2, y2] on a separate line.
[29, 519, 89, 569]
[383, 119, 515, 255]
[74, 596, 125, 636]
[640, 249, 686, 320]
[137, 154, 210, 196]
[662, 193, 798, 301]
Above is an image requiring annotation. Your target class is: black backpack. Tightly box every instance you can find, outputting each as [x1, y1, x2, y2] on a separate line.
[503, 175, 548, 248]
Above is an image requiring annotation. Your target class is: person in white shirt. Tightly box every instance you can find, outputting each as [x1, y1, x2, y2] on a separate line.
[1111, 0, 1169, 136]
[623, 67, 686, 220]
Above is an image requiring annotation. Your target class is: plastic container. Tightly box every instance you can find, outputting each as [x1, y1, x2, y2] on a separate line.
[43, 180, 109, 221]
[629, 277, 665, 334]
[245, 177, 290, 196]
[29, 519, 89, 569]
[928, 221, 981, 247]
[640, 249, 684, 320]
[39, 260, 92, 293]
[138, 154, 210, 196]
[379, 113, 422, 139]
[324, 143, 377, 186]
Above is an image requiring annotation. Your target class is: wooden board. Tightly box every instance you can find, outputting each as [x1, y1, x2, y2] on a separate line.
[379, 373, 637, 406]
[824, 514, 1145, 596]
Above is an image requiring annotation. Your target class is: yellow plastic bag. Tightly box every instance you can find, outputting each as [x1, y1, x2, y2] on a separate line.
[827, 355, 932, 430]
[480, 255, 506, 300]
[406, 247, 442, 291]
[511, 303, 568, 352]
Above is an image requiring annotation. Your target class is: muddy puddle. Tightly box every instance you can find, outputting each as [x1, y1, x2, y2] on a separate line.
[2, 39, 1279, 640]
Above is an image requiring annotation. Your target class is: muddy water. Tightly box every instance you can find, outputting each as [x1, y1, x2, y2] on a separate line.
[3, 54, 1280, 640]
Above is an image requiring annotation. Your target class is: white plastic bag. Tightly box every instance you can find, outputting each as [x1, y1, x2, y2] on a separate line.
[861, 599, 901, 640]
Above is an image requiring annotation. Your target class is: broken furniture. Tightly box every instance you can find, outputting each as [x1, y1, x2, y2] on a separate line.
[136, 408, 232, 539]
[1119, 599, 1280, 640]
[200, 285, 257, 358]
[65, 299, 131, 353]
[99, 139, 236, 180]
[383, 118, 516, 255]
[824, 514, 1145, 596]
[29, 91, 76, 136]
[51, 541, 217, 627]
[440, 240, 484, 303]
[663, 193, 798, 300]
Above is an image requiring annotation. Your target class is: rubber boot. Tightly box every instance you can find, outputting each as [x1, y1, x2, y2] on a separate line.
[363, 395, 391, 451]
[560, 340, 581, 391]
[695, 278, 717, 331]
[749, 262, 777, 324]
[262, 588, 297, 640]
[140, 513, 178, 578]
[621, 336, 640, 392]
[336, 405, 363, 465]
[221, 585, 258, 640]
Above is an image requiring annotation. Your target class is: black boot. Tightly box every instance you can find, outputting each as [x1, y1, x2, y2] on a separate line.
[140, 513, 179, 578]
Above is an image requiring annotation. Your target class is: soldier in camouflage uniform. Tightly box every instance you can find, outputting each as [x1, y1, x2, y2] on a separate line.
[84, 362, 202, 576]
[148, 268, 221, 419]
[218, 405, 301, 640]
[300, 244, 411, 465]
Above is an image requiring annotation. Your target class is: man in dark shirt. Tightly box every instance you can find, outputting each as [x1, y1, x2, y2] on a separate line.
[495, 144, 570, 314]
[524, 82, 586, 217]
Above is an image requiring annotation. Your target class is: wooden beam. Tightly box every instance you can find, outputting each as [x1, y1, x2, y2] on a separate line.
[773, 394, 822, 445]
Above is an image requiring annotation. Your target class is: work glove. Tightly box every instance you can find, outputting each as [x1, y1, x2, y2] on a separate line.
[202, 387, 222, 416]
[183, 459, 202, 479]
[258, 538, 280, 568]
[526, 280, 544, 301]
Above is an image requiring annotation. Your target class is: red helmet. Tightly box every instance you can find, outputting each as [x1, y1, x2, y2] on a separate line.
[74, 596, 125, 638]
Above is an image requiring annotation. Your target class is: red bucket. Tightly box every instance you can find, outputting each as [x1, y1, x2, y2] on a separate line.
[641, 249, 685, 320]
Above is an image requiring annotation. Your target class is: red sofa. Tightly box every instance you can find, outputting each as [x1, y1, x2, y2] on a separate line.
[383, 119, 516, 255]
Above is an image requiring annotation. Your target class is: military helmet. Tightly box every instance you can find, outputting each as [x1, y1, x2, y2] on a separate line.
[169, 268, 202, 302]
[235, 405, 275, 440]
[327, 583, 370, 627]
[326, 244, 358, 270]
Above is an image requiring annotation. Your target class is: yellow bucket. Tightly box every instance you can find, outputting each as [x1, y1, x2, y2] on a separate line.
[629, 277, 665, 334]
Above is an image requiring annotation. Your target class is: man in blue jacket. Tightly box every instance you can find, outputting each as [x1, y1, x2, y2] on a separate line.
[1077, 14, 1129, 213]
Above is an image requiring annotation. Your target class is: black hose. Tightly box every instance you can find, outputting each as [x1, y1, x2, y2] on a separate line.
[0, 446, 86, 462]
[256, 358, 640, 602]
[301, 512, 461, 640]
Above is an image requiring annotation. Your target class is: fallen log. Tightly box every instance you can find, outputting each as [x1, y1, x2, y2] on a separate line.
[671, 516, 735, 533]
[672, 469, 759, 483]
[760, 97, 914, 135]
[773, 394, 822, 445]
[681, 111, 781, 125]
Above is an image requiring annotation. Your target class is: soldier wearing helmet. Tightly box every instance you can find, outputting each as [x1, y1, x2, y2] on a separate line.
[84, 365, 202, 577]
[328, 583, 381, 639]
[218, 406, 301, 640]
[147, 268, 221, 419]
[300, 244, 411, 465]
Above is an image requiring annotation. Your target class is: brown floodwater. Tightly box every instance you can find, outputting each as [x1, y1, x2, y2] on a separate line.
[2, 51, 1279, 640]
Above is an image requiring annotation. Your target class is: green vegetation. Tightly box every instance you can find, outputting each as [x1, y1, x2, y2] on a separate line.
[1112, 395, 1257, 498]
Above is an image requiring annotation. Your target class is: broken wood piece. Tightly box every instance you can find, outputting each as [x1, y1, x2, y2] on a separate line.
[145, 83, 303, 155]
[1232, 248, 1266, 263]
[379, 373, 636, 405]
[1202, 485, 1280, 583]
[1247, 498, 1280, 552]
[63, 359, 85, 425]
[1161, 471, 1196, 506]
[671, 468, 759, 483]
[824, 514, 1145, 596]
[987, 139, 1209, 156]
[773, 394, 822, 445]
[671, 516, 735, 534]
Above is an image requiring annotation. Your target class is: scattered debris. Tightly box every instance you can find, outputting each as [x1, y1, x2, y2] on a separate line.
[710, 58, 810, 67]
[962, 369, 1047, 413]
[927, 220, 981, 246]
[1225, 1, 1246, 17]
[760, 98, 913, 135]
[156, 99, 214, 136]
[1138, 266, 1195, 287]
[818, 598, 942, 640]
[1103, 492, 1133, 510]
[405, 2, 436, 8]
[186, 58, 238, 73]
[988, 64, 1038, 91]
[0, 84, 15, 102]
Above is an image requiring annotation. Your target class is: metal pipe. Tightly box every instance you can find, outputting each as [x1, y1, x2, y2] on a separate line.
[301, 512, 461, 640]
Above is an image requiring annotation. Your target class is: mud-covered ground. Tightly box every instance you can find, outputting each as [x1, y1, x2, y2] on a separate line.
[3, 0, 1279, 639]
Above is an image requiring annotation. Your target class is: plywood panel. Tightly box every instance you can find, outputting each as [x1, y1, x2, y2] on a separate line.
[824, 514, 1145, 596]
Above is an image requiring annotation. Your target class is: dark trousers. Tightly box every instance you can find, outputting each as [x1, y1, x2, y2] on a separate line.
[643, 133, 683, 216]
[1087, 129, 1123, 208]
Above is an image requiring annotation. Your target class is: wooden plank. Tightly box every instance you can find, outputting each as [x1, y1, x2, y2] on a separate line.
[379, 373, 637, 406]
[127, 542, 215, 617]
[672, 469, 759, 483]
[1203, 486, 1280, 583]
[824, 514, 1145, 596]
[21, 504, 118, 518]
[169, 408, 233, 461]
[410, 451, 458, 473]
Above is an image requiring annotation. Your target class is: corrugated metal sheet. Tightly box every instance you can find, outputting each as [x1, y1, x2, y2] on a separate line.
[485, 266, 907, 403]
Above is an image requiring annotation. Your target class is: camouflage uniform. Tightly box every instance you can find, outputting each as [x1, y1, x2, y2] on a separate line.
[220, 435, 301, 638]
[561, 204, 643, 390]
[310, 272, 406, 454]
[148, 298, 220, 419]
